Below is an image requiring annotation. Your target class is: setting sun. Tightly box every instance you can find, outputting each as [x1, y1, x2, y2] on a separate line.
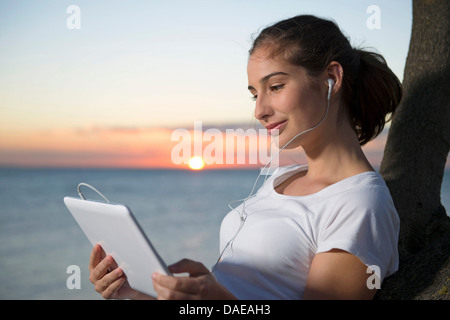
[188, 156, 205, 170]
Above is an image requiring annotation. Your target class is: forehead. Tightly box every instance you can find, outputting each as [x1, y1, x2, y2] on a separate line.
[247, 48, 306, 83]
[247, 48, 284, 74]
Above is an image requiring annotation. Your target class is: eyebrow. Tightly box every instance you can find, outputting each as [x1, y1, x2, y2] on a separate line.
[247, 71, 289, 91]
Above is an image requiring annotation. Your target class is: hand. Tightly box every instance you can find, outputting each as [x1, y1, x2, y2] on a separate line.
[88, 244, 154, 300]
[152, 258, 237, 300]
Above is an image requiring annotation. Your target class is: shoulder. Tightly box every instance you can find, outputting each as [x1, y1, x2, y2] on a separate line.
[317, 172, 400, 280]
[319, 171, 400, 243]
[330, 171, 394, 210]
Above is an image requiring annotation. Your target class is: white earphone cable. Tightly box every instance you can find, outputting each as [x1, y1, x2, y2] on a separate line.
[77, 182, 110, 203]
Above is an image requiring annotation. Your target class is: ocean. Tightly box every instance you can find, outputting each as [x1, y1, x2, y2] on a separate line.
[1, 168, 449, 300]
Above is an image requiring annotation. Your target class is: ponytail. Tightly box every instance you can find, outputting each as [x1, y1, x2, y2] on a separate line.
[349, 49, 402, 145]
[250, 15, 403, 145]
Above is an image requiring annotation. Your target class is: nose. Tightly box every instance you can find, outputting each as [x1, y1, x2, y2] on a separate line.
[254, 94, 273, 122]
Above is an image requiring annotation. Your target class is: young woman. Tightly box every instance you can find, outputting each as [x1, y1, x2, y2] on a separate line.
[88, 14, 402, 300]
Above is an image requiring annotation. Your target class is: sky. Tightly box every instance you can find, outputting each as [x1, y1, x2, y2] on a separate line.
[0, 0, 419, 169]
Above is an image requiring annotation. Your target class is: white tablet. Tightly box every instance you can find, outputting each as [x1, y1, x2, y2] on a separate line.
[64, 196, 171, 296]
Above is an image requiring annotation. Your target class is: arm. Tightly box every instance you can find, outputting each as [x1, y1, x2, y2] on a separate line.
[303, 249, 377, 300]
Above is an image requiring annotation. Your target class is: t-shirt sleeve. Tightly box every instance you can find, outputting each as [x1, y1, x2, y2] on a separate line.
[316, 185, 400, 281]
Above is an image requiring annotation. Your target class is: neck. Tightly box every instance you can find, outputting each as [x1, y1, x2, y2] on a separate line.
[302, 124, 374, 181]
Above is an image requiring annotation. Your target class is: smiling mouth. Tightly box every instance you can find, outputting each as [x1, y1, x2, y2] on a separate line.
[265, 120, 287, 135]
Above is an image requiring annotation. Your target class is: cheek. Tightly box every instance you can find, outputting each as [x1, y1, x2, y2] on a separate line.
[281, 94, 325, 143]
[292, 87, 323, 119]
[274, 91, 300, 115]
[277, 90, 313, 122]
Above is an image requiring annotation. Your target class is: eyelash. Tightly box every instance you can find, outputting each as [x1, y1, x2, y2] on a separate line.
[251, 84, 285, 101]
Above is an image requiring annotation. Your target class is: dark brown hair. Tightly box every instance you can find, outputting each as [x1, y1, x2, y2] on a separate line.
[249, 15, 402, 145]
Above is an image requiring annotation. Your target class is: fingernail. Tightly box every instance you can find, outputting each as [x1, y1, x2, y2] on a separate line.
[152, 272, 158, 280]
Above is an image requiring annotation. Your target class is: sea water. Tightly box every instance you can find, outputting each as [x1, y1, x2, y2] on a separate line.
[0, 168, 261, 299]
[0, 168, 449, 299]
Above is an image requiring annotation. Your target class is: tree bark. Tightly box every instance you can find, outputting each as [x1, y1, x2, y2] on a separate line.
[376, 0, 450, 299]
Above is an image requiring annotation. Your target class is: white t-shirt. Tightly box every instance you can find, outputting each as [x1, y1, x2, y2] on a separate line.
[213, 165, 400, 300]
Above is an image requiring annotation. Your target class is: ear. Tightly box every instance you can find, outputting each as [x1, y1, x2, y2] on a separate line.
[325, 61, 344, 98]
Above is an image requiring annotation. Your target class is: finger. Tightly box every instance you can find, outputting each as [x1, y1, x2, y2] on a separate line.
[154, 284, 194, 300]
[169, 259, 210, 277]
[88, 244, 102, 272]
[101, 273, 127, 299]
[152, 274, 197, 300]
[109, 255, 119, 272]
[152, 277, 173, 300]
[152, 272, 199, 295]
[90, 254, 114, 284]
[95, 267, 124, 296]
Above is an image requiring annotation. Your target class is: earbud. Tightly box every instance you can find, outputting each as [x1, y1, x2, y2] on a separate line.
[327, 78, 334, 101]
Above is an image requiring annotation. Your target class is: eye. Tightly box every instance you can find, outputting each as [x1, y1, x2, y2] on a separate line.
[270, 84, 285, 92]
[251, 95, 258, 101]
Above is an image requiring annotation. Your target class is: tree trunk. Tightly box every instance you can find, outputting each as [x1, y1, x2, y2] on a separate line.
[376, 0, 450, 299]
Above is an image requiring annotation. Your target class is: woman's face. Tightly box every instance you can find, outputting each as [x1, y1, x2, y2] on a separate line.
[247, 48, 330, 149]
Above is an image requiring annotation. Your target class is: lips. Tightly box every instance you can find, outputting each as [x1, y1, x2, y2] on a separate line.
[265, 120, 287, 135]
